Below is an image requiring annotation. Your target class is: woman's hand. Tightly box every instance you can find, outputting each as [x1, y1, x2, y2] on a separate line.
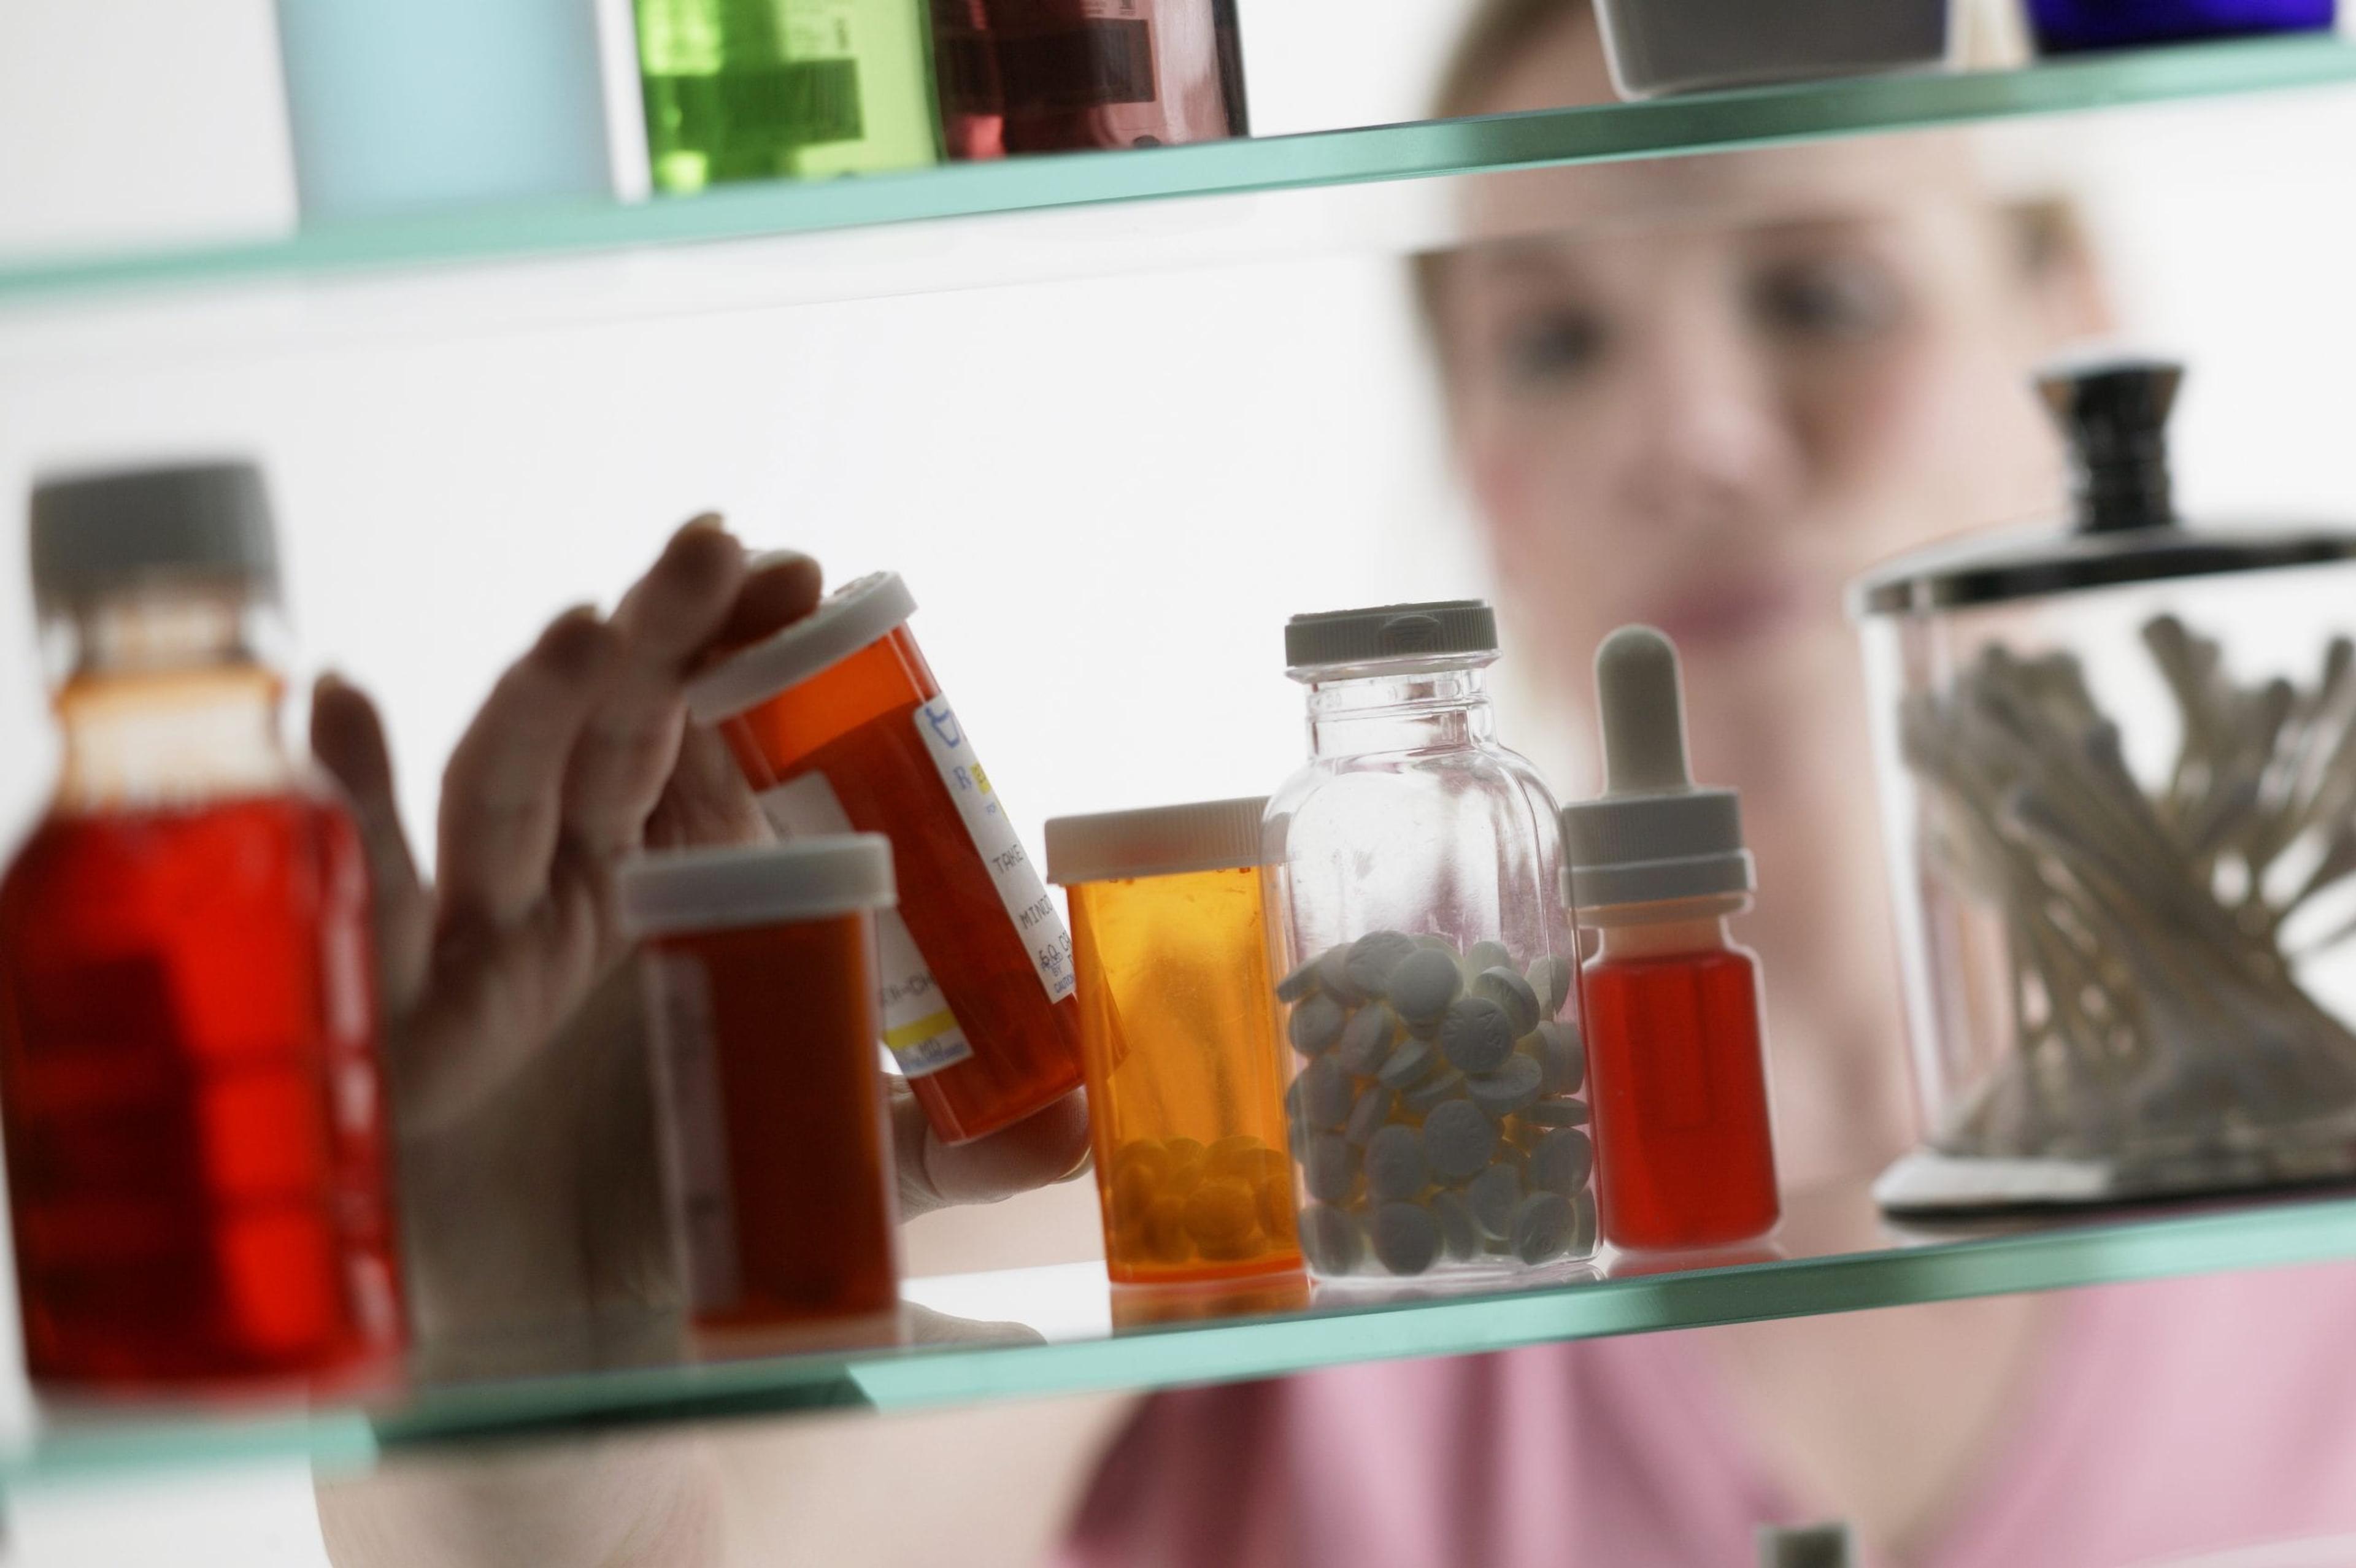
[310, 518, 1088, 1367]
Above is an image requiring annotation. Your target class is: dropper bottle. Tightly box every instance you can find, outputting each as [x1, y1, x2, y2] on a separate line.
[1561, 626, 1780, 1252]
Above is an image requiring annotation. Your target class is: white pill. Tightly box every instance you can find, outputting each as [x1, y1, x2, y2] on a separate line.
[1463, 940, 1514, 978]
[1401, 1067, 1466, 1115]
[1526, 954, 1574, 1019]
[1314, 943, 1365, 1005]
[1531, 1127, 1593, 1196]
[1290, 1058, 1355, 1131]
[1512, 1192, 1577, 1264]
[1422, 1100, 1499, 1182]
[1299, 1204, 1363, 1274]
[1344, 1083, 1393, 1147]
[1467, 1054, 1544, 1119]
[1303, 1133, 1358, 1204]
[1386, 948, 1464, 1028]
[1526, 1020, 1585, 1096]
[1372, 1202, 1441, 1276]
[1467, 1163, 1522, 1240]
[1275, 955, 1323, 1004]
[1472, 967, 1542, 1038]
[1439, 996, 1515, 1075]
[1377, 1038, 1438, 1090]
[1289, 993, 1346, 1056]
[1345, 930, 1419, 997]
[1363, 1124, 1428, 1203]
[1523, 1097, 1589, 1128]
[1336, 1002, 1399, 1077]
[1431, 1191, 1480, 1261]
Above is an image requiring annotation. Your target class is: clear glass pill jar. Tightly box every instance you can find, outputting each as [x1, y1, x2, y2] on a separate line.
[1265, 601, 1594, 1285]
[620, 836, 902, 1342]
[1047, 797, 1299, 1285]
[686, 571, 1082, 1147]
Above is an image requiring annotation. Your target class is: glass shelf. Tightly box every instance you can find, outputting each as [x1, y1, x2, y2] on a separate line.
[1, 34, 2352, 314]
[9, 1178, 2356, 1491]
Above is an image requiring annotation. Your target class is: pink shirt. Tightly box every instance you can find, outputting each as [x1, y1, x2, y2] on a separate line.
[1062, 1264, 2356, 1567]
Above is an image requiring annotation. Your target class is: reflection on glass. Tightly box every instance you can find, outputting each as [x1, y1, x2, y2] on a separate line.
[1111, 1271, 1312, 1331]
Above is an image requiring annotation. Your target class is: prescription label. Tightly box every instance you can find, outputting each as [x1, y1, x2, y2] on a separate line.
[643, 951, 742, 1314]
[756, 772, 976, 1079]
[912, 700, 1077, 1004]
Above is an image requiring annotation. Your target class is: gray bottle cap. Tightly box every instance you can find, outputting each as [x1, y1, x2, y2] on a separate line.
[30, 461, 280, 615]
[1757, 1524, 1855, 1568]
[1561, 626, 1754, 915]
[1285, 599, 1499, 676]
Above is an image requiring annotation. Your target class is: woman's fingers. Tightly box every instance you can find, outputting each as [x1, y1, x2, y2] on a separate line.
[563, 518, 749, 858]
[437, 606, 623, 936]
[647, 725, 772, 853]
[894, 1088, 1093, 1221]
[311, 674, 433, 1013]
[715, 550, 825, 649]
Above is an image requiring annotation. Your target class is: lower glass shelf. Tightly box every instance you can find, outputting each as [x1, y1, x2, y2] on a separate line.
[10, 1177, 2356, 1489]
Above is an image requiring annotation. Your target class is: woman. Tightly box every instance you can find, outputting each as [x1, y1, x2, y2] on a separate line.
[1059, 3, 2356, 1563]
[321, 3, 2356, 1563]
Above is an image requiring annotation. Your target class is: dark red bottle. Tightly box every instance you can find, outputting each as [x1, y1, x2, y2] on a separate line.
[1562, 627, 1780, 1253]
[932, 0, 1248, 159]
[0, 463, 404, 1390]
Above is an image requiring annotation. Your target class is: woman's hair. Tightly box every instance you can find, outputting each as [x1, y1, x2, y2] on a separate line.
[1412, 0, 1598, 379]
[1432, 0, 1595, 123]
[1412, 0, 2094, 380]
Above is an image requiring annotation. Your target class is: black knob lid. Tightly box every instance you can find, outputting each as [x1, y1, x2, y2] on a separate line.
[2038, 358, 2184, 535]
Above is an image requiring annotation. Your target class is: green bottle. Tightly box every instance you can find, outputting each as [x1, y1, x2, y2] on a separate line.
[634, 0, 942, 191]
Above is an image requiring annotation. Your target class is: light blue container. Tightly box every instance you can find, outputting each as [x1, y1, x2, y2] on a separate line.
[275, 0, 613, 222]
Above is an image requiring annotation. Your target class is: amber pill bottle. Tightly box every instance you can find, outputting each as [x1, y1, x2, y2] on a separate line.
[1046, 797, 1301, 1285]
[620, 836, 903, 1338]
[686, 572, 1082, 1147]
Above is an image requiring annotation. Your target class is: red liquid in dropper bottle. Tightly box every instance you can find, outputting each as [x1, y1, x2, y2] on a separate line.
[1582, 932, 1779, 1251]
[1563, 626, 1780, 1254]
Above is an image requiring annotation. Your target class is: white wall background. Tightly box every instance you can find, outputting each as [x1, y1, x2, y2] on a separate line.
[3, 2, 2356, 1562]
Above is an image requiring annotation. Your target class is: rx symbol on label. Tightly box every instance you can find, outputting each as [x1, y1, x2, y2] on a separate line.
[924, 702, 964, 751]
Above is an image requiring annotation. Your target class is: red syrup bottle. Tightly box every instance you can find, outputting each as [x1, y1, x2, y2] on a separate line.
[0, 463, 404, 1391]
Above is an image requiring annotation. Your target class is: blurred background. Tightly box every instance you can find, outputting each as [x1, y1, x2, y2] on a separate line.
[4, 1, 2356, 1558]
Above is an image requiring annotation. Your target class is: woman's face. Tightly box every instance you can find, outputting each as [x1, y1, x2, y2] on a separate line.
[1433, 14, 2104, 1175]
[1436, 20, 2085, 799]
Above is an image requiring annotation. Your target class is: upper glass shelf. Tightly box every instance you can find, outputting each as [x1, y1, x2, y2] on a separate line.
[9, 1178, 2356, 1492]
[1, 34, 2353, 316]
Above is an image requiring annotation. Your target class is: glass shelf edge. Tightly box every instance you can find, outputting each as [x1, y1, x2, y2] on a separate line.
[0, 34, 2350, 313]
[847, 1192, 2356, 1413]
[4, 1191, 2355, 1488]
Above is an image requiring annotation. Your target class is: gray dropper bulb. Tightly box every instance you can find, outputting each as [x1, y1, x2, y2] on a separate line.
[1560, 625, 1754, 918]
[1596, 626, 1694, 796]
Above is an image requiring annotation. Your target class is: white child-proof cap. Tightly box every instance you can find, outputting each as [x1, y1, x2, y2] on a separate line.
[1560, 626, 1754, 917]
[1044, 797, 1271, 885]
[620, 836, 897, 938]
[683, 569, 917, 726]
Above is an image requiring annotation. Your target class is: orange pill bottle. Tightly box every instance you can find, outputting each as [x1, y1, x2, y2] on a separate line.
[687, 572, 1082, 1147]
[620, 837, 903, 1341]
[1046, 798, 1300, 1285]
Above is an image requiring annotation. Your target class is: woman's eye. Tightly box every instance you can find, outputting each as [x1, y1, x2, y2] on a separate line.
[1500, 309, 1607, 386]
[1750, 259, 1903, 344]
